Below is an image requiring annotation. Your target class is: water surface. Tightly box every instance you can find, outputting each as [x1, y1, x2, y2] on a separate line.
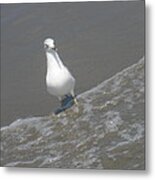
[1, 1, 144, 126]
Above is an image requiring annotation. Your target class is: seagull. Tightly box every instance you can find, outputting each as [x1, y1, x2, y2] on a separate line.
[44, 38, 77, 114]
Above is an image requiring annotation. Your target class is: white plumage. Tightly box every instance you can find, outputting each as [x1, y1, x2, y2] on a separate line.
[44, 38, 76, 101]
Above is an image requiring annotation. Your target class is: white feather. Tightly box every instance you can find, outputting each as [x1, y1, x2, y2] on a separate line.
[44, 38, 75, 99]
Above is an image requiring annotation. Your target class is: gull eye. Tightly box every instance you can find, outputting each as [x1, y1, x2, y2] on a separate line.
[44, 44, 49, 49]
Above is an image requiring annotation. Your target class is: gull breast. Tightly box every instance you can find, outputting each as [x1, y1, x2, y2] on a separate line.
[46, 67, 75, 97]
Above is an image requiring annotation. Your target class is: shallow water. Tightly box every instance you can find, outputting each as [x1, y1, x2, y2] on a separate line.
[1, 57, 145, 169]
[0, 1, 144, 126]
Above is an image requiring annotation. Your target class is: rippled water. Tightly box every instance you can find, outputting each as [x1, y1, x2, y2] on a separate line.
[1, 57, 145, 169]
[1, 2, 144, 126]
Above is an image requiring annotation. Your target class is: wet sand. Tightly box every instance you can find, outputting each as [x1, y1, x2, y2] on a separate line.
[1, 1, 144, 126]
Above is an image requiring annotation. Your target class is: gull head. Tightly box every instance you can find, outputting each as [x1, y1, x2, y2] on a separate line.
[44, 38, 57, 51]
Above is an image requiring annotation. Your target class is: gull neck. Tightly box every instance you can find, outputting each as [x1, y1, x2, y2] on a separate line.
[46, 50, 64, 69]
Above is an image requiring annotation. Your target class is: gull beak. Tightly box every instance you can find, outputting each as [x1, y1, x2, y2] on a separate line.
[52, 47, 58, 51]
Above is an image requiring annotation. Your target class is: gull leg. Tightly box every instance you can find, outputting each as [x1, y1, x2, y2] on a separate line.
[71, 90, 78, 105]
[74, 97, 78, 105]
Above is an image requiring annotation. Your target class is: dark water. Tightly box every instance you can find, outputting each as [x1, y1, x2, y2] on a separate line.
[0, 1, 144, 126]
[1, 58, 145, 169]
